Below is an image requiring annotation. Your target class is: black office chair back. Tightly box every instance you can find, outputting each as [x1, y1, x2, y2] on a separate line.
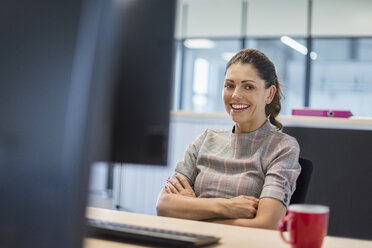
[290, 157, 313, 205]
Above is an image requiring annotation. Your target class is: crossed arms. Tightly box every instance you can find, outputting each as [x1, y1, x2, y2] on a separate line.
[156, 173, 287, 230]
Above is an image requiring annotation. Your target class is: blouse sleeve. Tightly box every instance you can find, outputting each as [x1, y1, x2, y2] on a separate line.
[174, 129, 208, 186]
[260, 135, 301, 208]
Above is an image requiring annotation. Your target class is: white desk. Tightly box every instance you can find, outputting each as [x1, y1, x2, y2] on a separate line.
[84, 207, 372, 248]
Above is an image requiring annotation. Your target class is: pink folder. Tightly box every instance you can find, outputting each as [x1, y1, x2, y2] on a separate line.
[291, 108, 352, 118]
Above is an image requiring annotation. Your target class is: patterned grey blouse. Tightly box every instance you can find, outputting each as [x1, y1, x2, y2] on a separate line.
[174, 121, 301, 207]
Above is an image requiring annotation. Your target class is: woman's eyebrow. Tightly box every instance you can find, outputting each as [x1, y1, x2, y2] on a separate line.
[242, 80, 257, 84]
[225, 79, 256, 84]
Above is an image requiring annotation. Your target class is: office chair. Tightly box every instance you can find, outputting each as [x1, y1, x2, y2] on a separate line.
[289, 157, 313, 205]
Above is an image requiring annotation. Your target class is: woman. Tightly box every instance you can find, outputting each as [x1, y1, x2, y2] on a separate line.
[156, 49, 301, 229]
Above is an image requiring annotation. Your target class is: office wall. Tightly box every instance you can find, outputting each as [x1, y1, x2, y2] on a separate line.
[181, 0, 243, 38]
[312, 0, 372, 37]
[177, 0, 372, 38]
[246, 0, 308, 37]
[175, 0, 372, 117]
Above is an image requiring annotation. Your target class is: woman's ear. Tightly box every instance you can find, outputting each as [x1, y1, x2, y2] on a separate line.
[265, 85, 276, 104]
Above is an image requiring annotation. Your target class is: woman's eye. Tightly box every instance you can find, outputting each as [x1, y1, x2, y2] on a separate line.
[245, 85, 254, 90]
[224, 84, 234, 89]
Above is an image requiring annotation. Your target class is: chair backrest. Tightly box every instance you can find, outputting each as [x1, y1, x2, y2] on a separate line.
[290, 157, 313, 205]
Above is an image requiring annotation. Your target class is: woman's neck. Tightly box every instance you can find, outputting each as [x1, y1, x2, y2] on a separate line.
[234, 119, 267, 134]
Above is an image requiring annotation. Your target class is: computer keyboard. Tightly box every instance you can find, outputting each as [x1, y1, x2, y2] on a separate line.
[85, 218, 220, 247]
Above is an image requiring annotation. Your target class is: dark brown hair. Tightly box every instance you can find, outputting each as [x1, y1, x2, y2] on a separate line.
[225, 49, 283, 130]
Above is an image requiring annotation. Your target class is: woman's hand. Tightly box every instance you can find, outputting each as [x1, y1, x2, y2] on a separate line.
[222, 195, 259, 219]
[165, 173, 196, 198]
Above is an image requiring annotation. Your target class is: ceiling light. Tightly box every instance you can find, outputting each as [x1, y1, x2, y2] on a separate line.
[280, 36, 308, 55]
[310, 51, 318, 60]
[184, 39, 216, 49]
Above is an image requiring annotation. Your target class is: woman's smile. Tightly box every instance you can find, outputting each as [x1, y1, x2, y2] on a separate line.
[230, 103, 250, 113]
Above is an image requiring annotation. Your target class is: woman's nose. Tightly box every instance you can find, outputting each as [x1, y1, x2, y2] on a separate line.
[232, 88, 243, 100]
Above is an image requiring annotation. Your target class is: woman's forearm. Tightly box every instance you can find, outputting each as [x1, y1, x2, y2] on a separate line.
[159, 173, 258, 220]
[210, 217, 275, 229]
[156, 193, 227, 220]
[209, 198, 287, 230]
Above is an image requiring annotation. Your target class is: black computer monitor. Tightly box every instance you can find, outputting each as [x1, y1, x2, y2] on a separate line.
[0, 0, 175, 247]
[103, 0, 176, 165]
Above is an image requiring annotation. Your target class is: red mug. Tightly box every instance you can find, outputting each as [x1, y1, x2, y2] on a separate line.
[279, 204, 330, 248]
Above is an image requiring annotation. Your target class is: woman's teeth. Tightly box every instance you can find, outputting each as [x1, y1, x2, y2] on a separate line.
[231, 104, 249, 109]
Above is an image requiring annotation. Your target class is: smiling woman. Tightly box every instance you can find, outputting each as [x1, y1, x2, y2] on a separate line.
[156, 49, 301, 230]
[224, 49, 283, 132]
[223, 63, 276, 133]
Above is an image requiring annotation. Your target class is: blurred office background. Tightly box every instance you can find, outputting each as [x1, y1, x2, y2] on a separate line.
[88, 0, 372, 235]
[173, 0, 372, 117]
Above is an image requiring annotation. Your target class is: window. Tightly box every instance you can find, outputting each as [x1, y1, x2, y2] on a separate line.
[310, 38, 372, 116]
[177, 38, 307, 115]
[192, 58, 209, 111]
[245, 38, 307, 115]
[174, 37, 372, 117]
[178, 39, 241, 113]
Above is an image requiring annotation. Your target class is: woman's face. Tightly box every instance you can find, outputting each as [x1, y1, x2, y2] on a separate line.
[223, 63, 276, 133]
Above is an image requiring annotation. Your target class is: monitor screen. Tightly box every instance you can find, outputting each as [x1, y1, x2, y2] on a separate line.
[0, 0, 175, 247]
[102, 0, 176, 165]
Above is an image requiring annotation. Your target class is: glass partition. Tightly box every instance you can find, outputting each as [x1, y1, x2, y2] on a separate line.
[179, 39, 241, 113]
[245, 38, 307, 115]
[310, 38, 372, 116]
[175, 37, 372, 117]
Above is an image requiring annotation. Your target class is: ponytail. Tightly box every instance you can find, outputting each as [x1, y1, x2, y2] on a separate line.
[266, 77, 283, 130]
